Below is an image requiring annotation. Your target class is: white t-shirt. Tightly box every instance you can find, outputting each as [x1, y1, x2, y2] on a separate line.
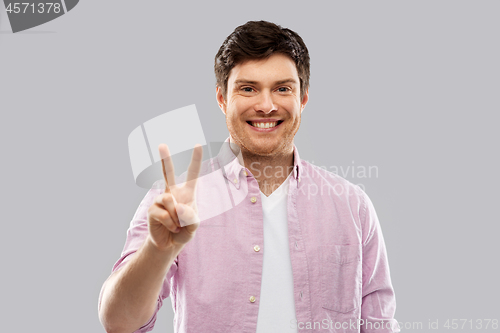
[256, 173, 298, 333]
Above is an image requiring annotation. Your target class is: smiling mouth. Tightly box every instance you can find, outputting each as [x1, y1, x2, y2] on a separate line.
[247, 120, 283, 129]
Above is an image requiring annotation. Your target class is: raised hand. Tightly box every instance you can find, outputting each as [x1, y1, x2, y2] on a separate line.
[147, 144, 203, 250]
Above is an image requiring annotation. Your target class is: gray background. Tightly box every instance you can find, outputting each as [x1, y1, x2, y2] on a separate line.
[1, 1, 498, 332]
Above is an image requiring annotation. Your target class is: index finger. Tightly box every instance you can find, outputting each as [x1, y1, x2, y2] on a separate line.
[185, 144, 203, 190]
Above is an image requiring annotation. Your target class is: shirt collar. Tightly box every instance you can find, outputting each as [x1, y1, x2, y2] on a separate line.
[216, 137, 302, 189]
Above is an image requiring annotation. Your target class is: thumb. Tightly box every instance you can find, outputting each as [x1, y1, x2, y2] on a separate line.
[170, 195, 181, 227]
[175, 203, 200, 229]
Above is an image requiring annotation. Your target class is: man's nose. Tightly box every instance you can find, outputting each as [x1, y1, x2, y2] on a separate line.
[254, 90, 277, 114]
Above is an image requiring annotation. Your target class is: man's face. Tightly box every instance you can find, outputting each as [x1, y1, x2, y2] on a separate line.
[217, 53, 309, 157]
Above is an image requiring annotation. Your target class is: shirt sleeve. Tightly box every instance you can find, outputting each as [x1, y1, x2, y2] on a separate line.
[359, 190, 400, 333]
[108, 180, 178, 333]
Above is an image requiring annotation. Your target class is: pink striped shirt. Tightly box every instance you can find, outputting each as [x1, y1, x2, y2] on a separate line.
[108, 138, 399, 333]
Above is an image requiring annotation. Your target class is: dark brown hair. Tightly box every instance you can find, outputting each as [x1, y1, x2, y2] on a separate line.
[214, 20, 310, 101]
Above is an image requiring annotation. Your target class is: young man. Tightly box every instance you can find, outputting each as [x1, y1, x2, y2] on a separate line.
[99, 20, 399, 333]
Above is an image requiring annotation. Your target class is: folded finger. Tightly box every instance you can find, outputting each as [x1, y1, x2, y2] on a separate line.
[149, 205, 180, 233]
[176, 203, 200, 229]
[155, 193, 180, 227]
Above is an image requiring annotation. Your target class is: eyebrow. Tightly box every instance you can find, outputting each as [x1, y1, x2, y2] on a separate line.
[233, 78, 298, 86]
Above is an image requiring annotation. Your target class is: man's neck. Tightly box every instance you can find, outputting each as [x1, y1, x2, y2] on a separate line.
[229, 136, 294, 197]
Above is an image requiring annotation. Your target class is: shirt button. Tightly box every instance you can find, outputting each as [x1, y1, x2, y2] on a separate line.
[243, 170, 248, 176]
[298, 177, 301, 182]
[249, 296, 256, 303]
[253, 245, 260, 252]
[250, 197, 257, 203]
[233, 179, 238, 183]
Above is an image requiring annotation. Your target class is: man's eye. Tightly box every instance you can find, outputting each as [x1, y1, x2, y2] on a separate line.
[241, 87, 254, 92]
[277, 87, 291, 92]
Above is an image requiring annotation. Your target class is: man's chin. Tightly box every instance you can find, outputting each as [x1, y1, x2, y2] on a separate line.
[242, 141, 282, 157]
[230, 134, 287, 156]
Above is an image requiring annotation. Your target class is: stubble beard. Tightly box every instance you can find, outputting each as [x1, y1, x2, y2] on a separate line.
[227, 116, 300, 164]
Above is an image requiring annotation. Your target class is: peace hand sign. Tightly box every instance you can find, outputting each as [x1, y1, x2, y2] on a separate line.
[147, 144, 203, 250]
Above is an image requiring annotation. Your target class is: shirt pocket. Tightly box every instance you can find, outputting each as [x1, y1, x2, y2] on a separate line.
[320, 244, 362, 313]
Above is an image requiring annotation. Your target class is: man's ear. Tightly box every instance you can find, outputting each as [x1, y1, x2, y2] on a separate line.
[300, 88, 309, 114]
[216, 86, 227, 115]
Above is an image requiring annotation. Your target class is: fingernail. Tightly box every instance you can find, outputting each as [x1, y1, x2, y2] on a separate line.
[176, 205, 184, 215]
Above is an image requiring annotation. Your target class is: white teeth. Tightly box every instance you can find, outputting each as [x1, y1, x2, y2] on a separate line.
[250, 121, 278, 128]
